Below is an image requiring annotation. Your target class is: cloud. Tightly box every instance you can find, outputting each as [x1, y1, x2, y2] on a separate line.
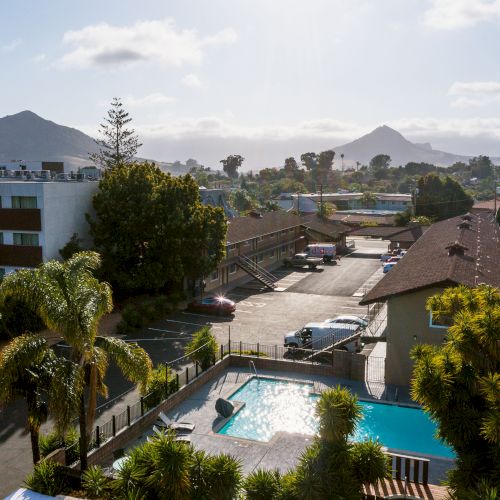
[448, 81, 500, 107]
[123, 93, 175, 107]
[33, 53, 47, 63]
[0, 39, 21, 52]
[424, 0, 500, 30]
[59, 18, 237, 69]
[181, 73, 204, 88]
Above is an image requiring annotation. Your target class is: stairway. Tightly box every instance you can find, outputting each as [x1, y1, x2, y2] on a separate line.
[237, 255, 278, 290]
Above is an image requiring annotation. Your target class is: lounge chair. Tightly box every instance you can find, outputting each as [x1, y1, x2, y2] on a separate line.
[155, 411, 196, 432]
[175, 434, 191, 443]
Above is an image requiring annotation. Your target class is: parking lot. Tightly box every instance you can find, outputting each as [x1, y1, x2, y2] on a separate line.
[117, 254, 382, 366]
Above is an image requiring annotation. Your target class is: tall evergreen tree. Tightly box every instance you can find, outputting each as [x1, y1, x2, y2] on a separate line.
[90, 97, 142, 169]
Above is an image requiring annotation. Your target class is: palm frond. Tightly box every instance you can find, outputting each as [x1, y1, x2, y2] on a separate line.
[97, 336, 152, 393]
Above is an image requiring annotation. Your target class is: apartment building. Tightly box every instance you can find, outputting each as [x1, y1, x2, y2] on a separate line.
[0, 175, 98, 277]
[204, 211, 306, 293]
[0, 160, 64, 174]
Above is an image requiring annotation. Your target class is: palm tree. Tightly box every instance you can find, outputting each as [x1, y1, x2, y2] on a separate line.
[0, 334, 80, 463]
[361, 191, 377, 209]
[0, 252, 152, 469]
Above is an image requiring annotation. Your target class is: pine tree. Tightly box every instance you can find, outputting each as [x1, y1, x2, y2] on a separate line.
[90, 97, 142, 169]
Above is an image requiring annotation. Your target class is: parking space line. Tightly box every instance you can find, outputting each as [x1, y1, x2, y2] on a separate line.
[164, 319, 212, 327]
[148, 327, 183, 334]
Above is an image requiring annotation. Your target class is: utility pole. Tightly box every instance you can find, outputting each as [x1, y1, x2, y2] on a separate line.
[297, 192, 301, 215]
[319, 183, 324, 218]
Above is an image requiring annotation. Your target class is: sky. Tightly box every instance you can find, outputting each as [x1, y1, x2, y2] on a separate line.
[1, 0, 500, 168]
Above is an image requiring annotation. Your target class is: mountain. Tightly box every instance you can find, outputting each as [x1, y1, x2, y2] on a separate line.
[0, 110, 182, 173]
[334, 125, 474, 167]
[0, 110, 99, 169]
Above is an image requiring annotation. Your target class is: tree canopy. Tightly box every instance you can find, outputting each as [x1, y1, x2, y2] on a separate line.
[411, 285, 500, 496]
[220, 155, 244, 179]
[415, 173, 473, 220]
[88, 163, 227, 294]
[90, 97, 142, 169]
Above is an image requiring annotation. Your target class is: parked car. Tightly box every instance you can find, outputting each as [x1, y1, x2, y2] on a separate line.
[187, 296, 236, 316]
[380, 253, 392, 262]
[304, 243, 336, 263]
[383, 262, 397, 273]
[324, 315, 368, 328]
[386, 256, 402, 264]
[284, 322, 360, 352]
[284, 253, 323, 270]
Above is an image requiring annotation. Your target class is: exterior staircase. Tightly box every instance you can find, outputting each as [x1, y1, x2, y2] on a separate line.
[237, 255, 278, 290]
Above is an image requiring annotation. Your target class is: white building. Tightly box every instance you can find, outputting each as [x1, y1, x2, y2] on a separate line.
[0, 160, 64, 173]
[0, 178, 98, 277]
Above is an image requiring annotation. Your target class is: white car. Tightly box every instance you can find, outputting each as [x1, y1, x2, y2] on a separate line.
[324, 315, 368, 328]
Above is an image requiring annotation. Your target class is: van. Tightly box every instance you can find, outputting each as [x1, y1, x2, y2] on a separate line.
[304, 243, 336, 262]
[284, 322, 360, 351]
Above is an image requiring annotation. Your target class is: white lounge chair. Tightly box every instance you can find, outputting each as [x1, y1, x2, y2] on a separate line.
[155, 411, 196, 432]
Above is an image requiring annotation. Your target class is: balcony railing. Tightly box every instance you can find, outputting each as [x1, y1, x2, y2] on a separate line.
[0, 208, 41, 231]
[0, 244, 43, 267]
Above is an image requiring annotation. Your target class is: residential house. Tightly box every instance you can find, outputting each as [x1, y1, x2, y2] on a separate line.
[359, 211, 500, 386]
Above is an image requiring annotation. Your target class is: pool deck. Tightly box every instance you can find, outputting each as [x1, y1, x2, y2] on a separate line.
[112, 367, 454, 487]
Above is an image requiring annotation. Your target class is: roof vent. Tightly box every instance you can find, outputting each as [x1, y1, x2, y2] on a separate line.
[445, 241, 468, 256]
[461, 213, 473, 221]
[249, 210, 263, 218]
[457, 221, 472, 230]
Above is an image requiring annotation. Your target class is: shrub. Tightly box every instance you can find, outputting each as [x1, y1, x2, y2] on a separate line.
[244, 469, 282, 499]
[39, 427, 79, 458]
[185, 326, 217, 370]
[121, 304, 144, 328]
[202, 453, 242, 500]
[351, 439, 390, 486]
[143, 364, 177, 410]
[82, 465, 111, 499]
[24, 460, 68, 496]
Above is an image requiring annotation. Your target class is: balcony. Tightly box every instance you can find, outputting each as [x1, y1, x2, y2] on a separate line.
[0, 244, 43, 267]
[0, 208, 42, 231]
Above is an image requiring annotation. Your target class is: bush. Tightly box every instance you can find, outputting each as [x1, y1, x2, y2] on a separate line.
[143, 364, 177, 410]
[39, 427, 79, 458]
[24, 460, 68, 496]
[121, 304, 144, 328]
[185, 326, 218, 370]
[244, 469, 283, 499]
[117, 296, 172, 334]
[82, 465, 111, 499]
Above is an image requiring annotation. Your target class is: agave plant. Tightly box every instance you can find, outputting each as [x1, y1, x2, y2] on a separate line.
[24, 460, 68, 496]
[202, 453, 242, 500]
[82, 465, 111, 499]
[243, 468, 282, 500]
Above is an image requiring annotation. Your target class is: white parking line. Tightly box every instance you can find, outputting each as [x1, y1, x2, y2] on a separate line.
[148, 327, 183, 334]
[164, 319, 213, 327]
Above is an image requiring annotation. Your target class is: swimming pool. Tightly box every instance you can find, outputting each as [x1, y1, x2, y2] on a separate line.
[217, 378, 454, 458]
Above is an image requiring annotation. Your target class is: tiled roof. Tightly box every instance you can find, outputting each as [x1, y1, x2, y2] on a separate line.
[226, 211, 303, 244]
[360, 212, 500, 304]
[349, 225, 429, 242]
[473, 198, 499, 211]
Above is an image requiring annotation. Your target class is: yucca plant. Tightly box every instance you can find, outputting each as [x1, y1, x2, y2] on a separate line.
[351, 439, 390, 487]
[82, 465, 110, 499]
[244, 469, 282, 499]
[24, 460, 68, 496]
[202, 453, 242, 500]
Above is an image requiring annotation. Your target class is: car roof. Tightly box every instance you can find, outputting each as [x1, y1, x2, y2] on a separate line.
[304, 322, 358, 330]
[331, 315, 364, 321]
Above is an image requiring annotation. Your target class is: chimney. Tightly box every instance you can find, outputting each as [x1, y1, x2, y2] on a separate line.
[445, 241, 468, 256]
[457, 221, 472, 230]
[461, 213, 474, 221]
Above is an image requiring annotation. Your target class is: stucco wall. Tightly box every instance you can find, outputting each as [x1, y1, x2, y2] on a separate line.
[385, 287, 447, 386]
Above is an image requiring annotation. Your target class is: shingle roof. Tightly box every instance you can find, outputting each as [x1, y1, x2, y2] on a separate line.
[349, 225, 429, 242]
[359, 212, 500, 305]
[226, 211, 303, 244]
[300, 216, 350, 238]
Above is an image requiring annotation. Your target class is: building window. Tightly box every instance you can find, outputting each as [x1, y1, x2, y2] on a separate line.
[12, 196, 37, 209]
[227, 244, 236, 251]
[13, 233, 39, 246]
[244, 239, 251, 246]
[210, 269, 219, 281]
[257, 253, 264, 263]
[0, 268, 5, 280]
[229, 263, 237, 274]
[0, 232, 3, 245]
[269, 232, 275, 238]
[269, 249, 275, 258]
[0, 196, 2, 208]
[289, 244, 294, 251]
[281, 245, 287, 252]
[429, 311, 453, 329]
[281, 230, 287, 235]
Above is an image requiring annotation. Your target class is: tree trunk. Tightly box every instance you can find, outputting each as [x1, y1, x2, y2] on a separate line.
[78, 393, 88, 471]
[86, 364, 98, 437]
[29, 425, 41, 464]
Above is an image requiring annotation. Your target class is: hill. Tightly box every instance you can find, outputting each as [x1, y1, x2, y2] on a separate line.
[334, 125, 477, 167]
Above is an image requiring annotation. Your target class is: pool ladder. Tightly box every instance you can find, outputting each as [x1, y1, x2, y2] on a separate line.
[249, 360, 258, 378]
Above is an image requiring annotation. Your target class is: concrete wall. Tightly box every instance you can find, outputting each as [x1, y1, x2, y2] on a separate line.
[41, 182, 98, 260]
[385, 287, 447, 386]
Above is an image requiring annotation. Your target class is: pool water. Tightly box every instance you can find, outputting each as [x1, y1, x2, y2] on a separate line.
[217, 378, 454, 458]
